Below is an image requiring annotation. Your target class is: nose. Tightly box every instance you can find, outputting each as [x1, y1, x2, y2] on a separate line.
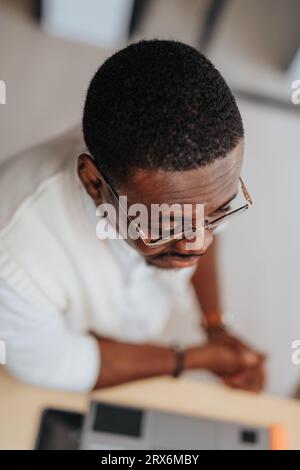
[172, 229, 214, 255]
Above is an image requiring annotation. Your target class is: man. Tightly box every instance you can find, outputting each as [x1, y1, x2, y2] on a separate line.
[0, 40, 265, 392]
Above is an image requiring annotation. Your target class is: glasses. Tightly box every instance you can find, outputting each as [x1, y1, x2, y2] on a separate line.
[101, 172, 253, 248]
[204, 177, 253, 230]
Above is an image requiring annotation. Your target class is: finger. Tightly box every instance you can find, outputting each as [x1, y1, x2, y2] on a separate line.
[223, 375, 262, 392]
[240, 350, 260, 367]
[223, 367, 265, 392]
[224, 379, 262, 393]
[225, 337, 267, 364]
[226, 336, 253, 352]
[227, 364, 265, 381]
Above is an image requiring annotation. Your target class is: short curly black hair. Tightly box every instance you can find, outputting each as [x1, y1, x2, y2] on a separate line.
[83, 39, 243, 185]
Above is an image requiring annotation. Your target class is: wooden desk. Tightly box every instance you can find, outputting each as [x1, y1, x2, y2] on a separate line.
[1, 367, 300, 449]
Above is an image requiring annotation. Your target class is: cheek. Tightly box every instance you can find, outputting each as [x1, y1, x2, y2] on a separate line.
[203, 229, 214, 250]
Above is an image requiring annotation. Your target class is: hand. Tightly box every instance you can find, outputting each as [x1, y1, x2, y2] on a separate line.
[206, 326, 266, 392]
[222, 362, 266, 393]
[185, 341, 260, 377]
[206, 325, 265, 363]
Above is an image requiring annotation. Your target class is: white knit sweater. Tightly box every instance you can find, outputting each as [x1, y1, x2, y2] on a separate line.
[0, 127, 201, 391]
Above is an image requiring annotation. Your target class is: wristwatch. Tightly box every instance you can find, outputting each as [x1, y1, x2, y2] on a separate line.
[201, 310, 225, 331]
[202, 310, 235, 332]
[172, 347, 185, 378]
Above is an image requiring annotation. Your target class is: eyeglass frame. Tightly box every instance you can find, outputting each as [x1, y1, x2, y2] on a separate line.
[98, 167, 253, 248]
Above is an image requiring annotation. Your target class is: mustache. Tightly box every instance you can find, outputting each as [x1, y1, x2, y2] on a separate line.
[150, 251, 204, 260]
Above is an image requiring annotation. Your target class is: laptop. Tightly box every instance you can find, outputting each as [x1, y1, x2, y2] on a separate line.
[80, 400, 271, 450]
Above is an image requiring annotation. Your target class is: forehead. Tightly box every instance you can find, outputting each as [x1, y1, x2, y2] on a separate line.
[121, 142, 244, 214]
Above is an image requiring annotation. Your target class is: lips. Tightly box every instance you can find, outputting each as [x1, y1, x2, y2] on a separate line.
[165, 254, 201, 268]
[147, 253, 203, 269]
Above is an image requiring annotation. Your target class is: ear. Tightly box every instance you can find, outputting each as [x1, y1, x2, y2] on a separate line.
[77, 153, 104, 205]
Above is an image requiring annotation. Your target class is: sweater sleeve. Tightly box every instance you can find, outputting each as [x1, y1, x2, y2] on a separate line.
[0, 280, 100, 392]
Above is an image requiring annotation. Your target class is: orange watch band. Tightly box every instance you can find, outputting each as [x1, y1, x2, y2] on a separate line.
[202, 310, 224, 330]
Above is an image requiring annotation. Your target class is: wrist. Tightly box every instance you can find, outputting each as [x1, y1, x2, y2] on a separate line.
[184, 345, 212, 371]
[202, 309, 224, 331]
[206, 324, 227, 339]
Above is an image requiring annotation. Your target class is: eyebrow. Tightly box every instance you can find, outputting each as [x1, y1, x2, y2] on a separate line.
[159, 192, 238, 222]
[208, 192, 238, 216]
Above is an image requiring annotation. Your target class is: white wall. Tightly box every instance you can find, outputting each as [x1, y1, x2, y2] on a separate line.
[0, 1, 113, 160]
[220, 99, 300, 395]
[42, 0, 133, 47]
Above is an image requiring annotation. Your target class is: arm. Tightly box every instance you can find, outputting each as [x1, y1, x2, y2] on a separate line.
[94, 338, 177, 388]
[192, 236, 223, 329]
[0, 281, 99, 392]
[0, 278, 264, 392]
[93, 336, 258, 389]
[191, 237, 266, 392]
[0, 280, 253, 392]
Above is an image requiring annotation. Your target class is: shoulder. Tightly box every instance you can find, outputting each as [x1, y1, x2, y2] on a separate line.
[0, 125, 85, 231]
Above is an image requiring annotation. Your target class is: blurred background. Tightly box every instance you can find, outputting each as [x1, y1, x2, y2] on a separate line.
[0, 0, 299, 396]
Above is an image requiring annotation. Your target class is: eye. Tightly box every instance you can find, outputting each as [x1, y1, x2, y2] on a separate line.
[217, 204, 232, 214]
[205, 204, 233, 225]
